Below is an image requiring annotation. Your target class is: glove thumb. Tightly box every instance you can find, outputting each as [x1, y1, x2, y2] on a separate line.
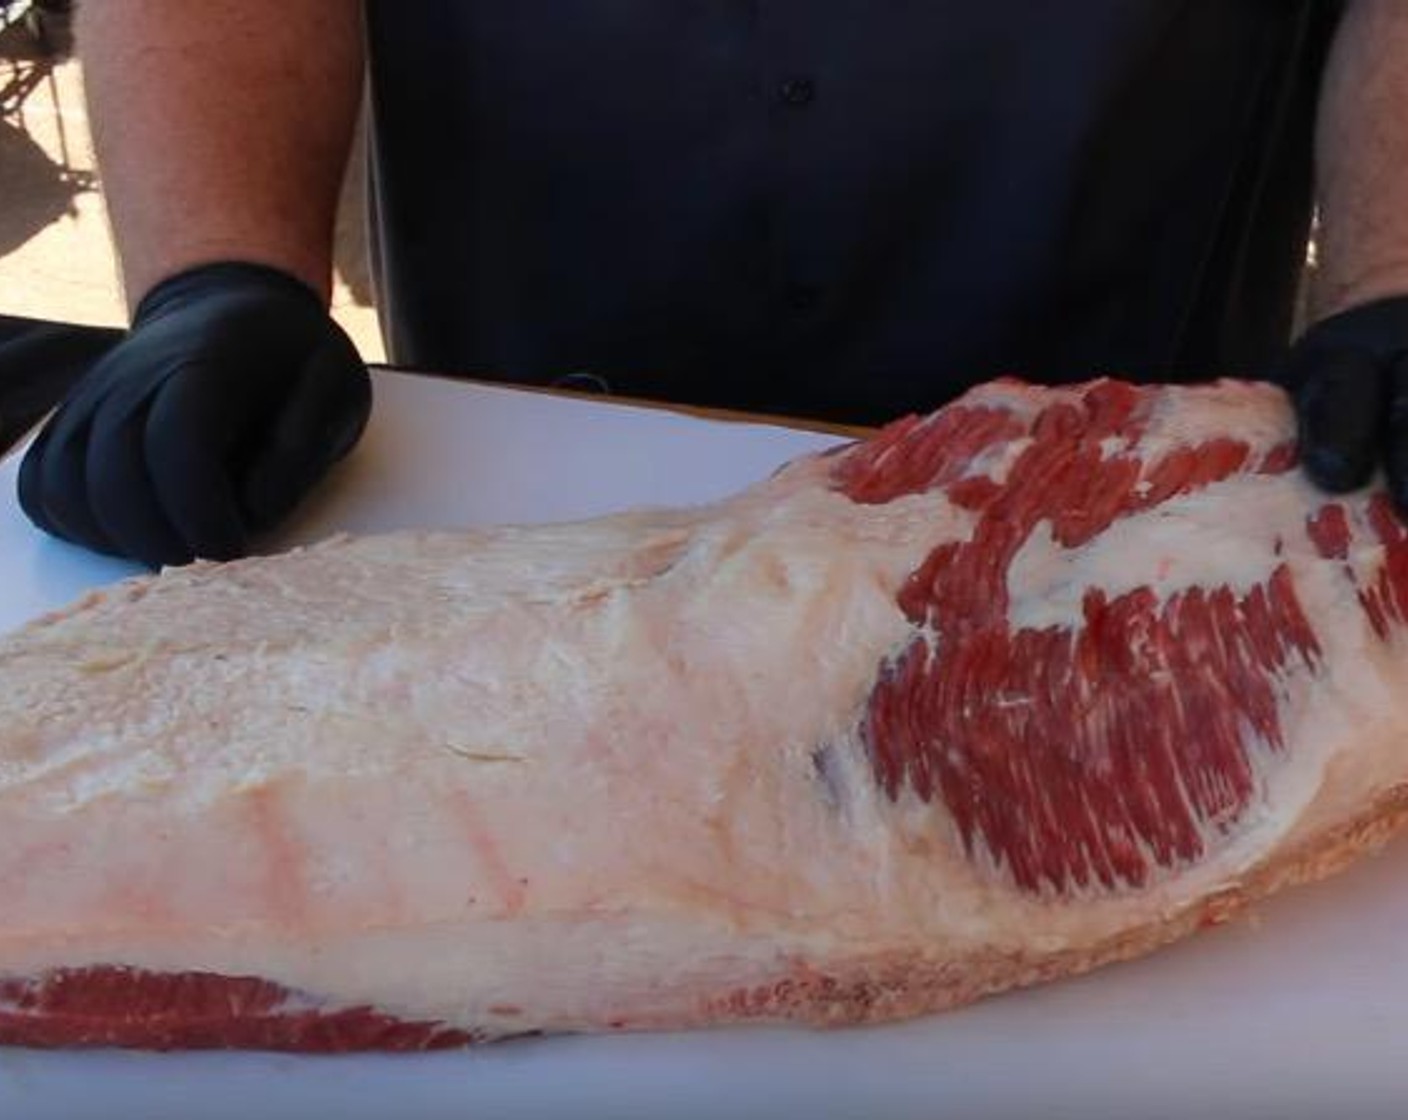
[237, 333, 372, 532]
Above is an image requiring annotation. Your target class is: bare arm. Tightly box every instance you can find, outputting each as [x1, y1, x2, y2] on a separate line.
[78, 0, 364, 308]
[1309, 0, 1408, 320]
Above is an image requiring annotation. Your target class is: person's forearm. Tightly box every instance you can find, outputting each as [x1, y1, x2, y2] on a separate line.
[1309, 0, 1408, 321]
[78, 0, 364, 309]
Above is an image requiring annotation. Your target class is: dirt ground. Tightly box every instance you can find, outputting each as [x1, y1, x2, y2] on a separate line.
[0, 23, 387, 360]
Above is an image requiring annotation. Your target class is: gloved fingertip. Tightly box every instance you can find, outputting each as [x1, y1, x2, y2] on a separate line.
[1383, 358, 1408, 517]
[1299, 439, 1378, 494]
[237, 338, 370, 533]
[31, 422, 123, 557]
[85, 397, 204, 571]
[141, 384, 251, 566]
[1293, 352, 1383, 494]
[1387, 477, 1408, 522]
[238, 455, 321, 532]
[179, 526, 247, 566]
[16, 430, 52, 531]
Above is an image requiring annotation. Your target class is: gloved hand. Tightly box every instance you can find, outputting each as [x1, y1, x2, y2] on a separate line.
[18, 262, 371, 568]
[1285, 295, 1408, 508]
[0, 316, 122, 454]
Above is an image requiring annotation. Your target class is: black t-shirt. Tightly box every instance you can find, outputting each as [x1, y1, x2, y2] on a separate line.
[364, 1, 1341, 426]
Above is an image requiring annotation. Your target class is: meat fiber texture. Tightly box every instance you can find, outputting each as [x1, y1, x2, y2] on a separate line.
[1, 377, 1407, 1053]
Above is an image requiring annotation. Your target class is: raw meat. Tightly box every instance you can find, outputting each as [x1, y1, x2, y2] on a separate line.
[1, 377, 1407, 1052]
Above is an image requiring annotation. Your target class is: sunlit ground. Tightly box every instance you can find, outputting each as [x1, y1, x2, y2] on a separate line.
[0, 29, 386, 360]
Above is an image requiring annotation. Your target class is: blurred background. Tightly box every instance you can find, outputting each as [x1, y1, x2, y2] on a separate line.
[0, 1, 387, 361]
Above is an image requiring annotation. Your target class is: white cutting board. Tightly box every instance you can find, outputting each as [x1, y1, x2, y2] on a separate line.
[2, 370, 1408, 1120]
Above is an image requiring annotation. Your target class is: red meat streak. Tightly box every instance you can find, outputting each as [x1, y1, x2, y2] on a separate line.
[0, 967, 482, 1051]
[1306, 503, 1351, 561]
[837, 383, 1324, 893]
[1360, 495, 1408, 640]
[1303, 497, 1408, 643]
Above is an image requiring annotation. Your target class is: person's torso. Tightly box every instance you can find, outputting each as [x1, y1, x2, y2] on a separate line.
[364, 1, 1338, 425]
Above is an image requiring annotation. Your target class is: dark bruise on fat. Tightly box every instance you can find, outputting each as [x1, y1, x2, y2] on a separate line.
[833, 382, 1326, 896]
[811, 743, 847, 811]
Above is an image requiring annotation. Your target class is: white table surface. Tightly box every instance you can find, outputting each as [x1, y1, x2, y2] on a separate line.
[2, 371, 1408, 1120]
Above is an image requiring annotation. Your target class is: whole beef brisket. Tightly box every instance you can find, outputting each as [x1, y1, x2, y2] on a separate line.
[1, 378, 1405, 1051]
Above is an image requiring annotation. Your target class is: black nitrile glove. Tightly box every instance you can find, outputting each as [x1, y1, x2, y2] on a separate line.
[0, 316, 122, 454]
[18, 262, 371, 568]
[1284, 295, 1408, 510]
